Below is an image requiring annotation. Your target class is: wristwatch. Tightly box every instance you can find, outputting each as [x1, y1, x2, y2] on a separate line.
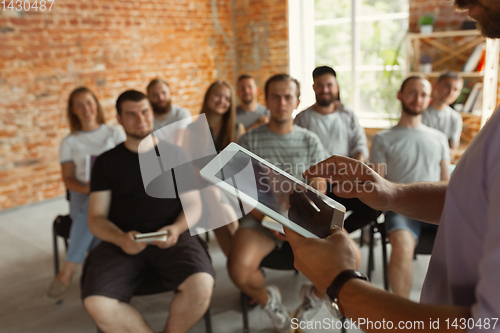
[323, 270, 369, 318]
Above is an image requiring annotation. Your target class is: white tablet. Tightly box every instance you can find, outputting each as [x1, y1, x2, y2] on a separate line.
[200, 142, 345, 239]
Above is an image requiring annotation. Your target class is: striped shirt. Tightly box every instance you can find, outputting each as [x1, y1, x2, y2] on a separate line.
[238, 125, 326, 181]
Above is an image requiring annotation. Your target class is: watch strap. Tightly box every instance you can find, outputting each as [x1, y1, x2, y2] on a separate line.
[326, 270, 369, 305]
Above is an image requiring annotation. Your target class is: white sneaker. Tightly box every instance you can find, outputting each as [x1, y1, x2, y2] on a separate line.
[294, 284, 324, 323]
[262, 285, 292, 333]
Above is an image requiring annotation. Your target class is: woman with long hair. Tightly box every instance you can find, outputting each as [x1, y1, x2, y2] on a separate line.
[46, 87, 125, 299]
[183, 81, 244, 257]
[200, 80, 245, 150]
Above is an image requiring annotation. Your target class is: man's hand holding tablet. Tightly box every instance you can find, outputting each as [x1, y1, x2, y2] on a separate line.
[200, 143, 345, 239]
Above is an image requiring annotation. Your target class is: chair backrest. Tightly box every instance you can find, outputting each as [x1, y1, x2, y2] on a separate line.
[414, 226, 437, 255]
[54, 215, 73, 239]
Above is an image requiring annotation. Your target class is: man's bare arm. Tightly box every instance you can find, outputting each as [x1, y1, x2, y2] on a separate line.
[88, 190, 147, 254]
[285, 227, 470, 332]
[441, 159, 450, 181]
[304, 155, 447, 224]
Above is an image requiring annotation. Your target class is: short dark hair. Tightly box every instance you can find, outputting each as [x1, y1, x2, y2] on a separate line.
[116, 90, 149, 115]
[400, 75, 429, 92]
[146, 78, 169, 94]
[264, 74, 301, 99]
[312, 66, 337, 80]
[437, 71, 463, 84]
[237, 74, 254, 83]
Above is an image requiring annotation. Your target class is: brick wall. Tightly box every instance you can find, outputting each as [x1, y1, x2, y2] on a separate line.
[409, 0, 469, 32]
[0, 0, 239, 210]
[233, 0, 289, 103]
[0, 0, 289, 210]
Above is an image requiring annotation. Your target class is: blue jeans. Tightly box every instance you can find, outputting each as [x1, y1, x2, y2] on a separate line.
[66, 191, 100, 263]
[384, 211, 437, 240]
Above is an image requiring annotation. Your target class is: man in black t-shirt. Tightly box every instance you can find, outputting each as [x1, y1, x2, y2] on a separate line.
[83, 90, 215, 333]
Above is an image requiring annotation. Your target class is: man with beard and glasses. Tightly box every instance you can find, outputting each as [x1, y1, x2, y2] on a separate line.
[147, 78, 192, 131]
[236, 74, 270, 131]
[283, 1, 500, 330]
[295, 66, 379, 234]
[369, 76, 450, 298]
[82, 90, 215, 333]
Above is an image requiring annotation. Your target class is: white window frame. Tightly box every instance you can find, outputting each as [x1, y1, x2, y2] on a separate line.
[289, 0, 409, 127]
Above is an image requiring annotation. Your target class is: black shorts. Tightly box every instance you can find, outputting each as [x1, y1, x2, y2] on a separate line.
[80, 232, 215, 302]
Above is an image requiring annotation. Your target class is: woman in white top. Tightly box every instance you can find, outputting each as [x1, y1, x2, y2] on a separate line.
[46, 87, 125, 299]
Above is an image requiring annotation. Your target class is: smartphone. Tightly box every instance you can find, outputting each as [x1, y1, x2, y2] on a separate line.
[134, 231, 168, 243]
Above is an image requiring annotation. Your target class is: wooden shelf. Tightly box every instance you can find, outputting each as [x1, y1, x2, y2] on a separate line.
[407, 30, 499, 130]
[408, 72, 484, 78]
[408, 30, 481, 39]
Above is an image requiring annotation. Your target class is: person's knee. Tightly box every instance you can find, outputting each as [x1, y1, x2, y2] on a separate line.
[83, 296, 120, 322]
[389, 230, 416, 261]
[190, 273, 214, 300]
[179, 273, 214, 308]
[227, 254, 254, 287]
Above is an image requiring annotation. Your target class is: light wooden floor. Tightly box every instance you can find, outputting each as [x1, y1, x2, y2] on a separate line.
[0, 197, 431, 333]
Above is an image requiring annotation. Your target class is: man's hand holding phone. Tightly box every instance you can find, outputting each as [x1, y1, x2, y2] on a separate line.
[120, 231, 148, 255]
[149, 224, 181, 249]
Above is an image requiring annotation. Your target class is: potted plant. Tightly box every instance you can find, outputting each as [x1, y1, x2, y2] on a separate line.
[419, 54, 432, 73]
[419, 14, 435, 34]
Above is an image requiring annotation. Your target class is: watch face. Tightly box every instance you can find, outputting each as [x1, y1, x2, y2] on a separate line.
[323, 295, 342, 319]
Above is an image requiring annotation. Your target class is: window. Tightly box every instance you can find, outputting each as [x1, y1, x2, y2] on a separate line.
[289, 0, 409, 127]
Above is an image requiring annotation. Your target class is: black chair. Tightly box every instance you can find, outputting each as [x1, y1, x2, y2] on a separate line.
[414, 225, 437, 255]
[240, 241, 298, 333]
[365, 220, 390, 291]
[52, 214, 73, 276]
[52, 190, 73, 276]
[366, 216, 438, 292]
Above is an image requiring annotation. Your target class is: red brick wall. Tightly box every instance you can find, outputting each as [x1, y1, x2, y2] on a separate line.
[0, 0, 238, 210]
[233, 0, 289, 103]
[409, 0, 469, 32]
[0, 0, 290, 210]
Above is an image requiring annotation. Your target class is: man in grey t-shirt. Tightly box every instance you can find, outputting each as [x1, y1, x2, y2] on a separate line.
[229, 74, 352, 332]
[146, 78, 192, 131]
[236, 74, 270, 131]
[295, 66, 378, 233]
[422, 71, 463, 157]
[371, 76, 450, 298]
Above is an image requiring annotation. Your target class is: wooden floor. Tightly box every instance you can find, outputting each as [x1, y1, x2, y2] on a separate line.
[0, 197, 431, 333]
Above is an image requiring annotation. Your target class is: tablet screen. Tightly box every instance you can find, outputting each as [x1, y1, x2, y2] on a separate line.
[215, 150, 335, 238]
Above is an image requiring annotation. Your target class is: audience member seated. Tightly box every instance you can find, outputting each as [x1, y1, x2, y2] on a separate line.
[147, 78, 192, 131]
[370, 76, 450, 298]
[294, 66, 379, 233]
[183, 81, 244, 257]
[236, 74, 270, 132]
[422, 71, 464, 158]
[46, 87, 125, 300]
[228, 74, 360, 333]
[82, 90, 215, 333]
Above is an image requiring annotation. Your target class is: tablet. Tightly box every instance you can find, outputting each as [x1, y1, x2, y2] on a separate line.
[200, 142, 345, 238]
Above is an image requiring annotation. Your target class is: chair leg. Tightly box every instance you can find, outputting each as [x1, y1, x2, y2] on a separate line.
[241, 292, 250, 333]
[53, 221, 60, 276]
[366, 222, 375, 280]
[204, 308, 212, 333]
[380, 224, 389, 291]
[341, 317, 347, 333]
